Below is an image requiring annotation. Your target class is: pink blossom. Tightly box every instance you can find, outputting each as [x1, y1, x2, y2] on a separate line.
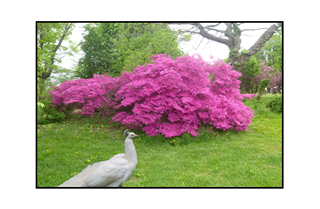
[50, 54, 255, 138]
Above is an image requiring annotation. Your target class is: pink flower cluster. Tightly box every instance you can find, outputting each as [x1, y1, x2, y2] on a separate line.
[113, 54, 255, 137]
[254, 61, 282, 94]
[50, 73, 131, 116]
[50, 54, 256, 137]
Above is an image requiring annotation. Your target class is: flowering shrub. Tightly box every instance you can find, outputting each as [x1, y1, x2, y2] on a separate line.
[113, 54, 255, 137]
[269, 70, 282, 94]
[49, 72, 131, 116]
[50, 54, 256, 137]
[254, 61, 282, 94]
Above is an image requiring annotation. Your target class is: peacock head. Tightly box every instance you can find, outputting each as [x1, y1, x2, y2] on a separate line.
[124, 129, 138, 139]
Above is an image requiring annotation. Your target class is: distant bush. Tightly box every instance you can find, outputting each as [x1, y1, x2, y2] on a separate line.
[266, 96, 282, 113]
[50, 54, 256, 137]
[254, 61, 282, 94]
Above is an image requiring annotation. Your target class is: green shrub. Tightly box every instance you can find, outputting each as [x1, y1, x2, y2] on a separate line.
[37, 94, 70, 125]
[240, 56, 261, 93]
[266, 96, 282, 113]
[256, 79, 270, 100]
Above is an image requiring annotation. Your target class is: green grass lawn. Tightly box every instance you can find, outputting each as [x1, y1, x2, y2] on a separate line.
[37, 94, 282, 187]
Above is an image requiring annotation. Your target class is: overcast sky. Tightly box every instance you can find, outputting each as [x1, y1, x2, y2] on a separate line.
[59, 22, 276, 69]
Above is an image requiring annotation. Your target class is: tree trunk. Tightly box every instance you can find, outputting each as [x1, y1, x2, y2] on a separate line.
[177, 23, 282, 73]
[38, 23, 73, 81]
[227, 23, 281, 72]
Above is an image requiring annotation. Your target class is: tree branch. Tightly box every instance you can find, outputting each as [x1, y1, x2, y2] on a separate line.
[179, 29, 200, 35]
[232, 23, 241, 32]
[224, 23, 234, 39]
[202, 27, 233, 37]
[242, 27, 268, 32]
[202, 39, 211, 54]
[203, 23, 221, 28]
[53, 23, 73, 53]
[40, 23, 73, 80]
[194, 37, 205, 53]
[191, 23, 230, 46]
[246, 24, 281, 57]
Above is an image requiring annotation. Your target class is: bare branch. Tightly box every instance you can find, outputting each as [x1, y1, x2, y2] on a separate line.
[191, 23, 230, 46]
[194, 37, 205, 53]
[179, 29, 200, 35]
[202, 39, 211, 54]
[242, 27, 268, 32]
[168, 23, 195, 26]
[203, 23, 221, 28]
[247, 24, 281, 56]
[202, 27, 232, 36]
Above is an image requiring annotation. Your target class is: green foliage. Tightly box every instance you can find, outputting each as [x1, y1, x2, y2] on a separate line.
[228, 49, 238, 58]
[255, 29, 282, 71]
[239, 54, 261, 93]
[258, 79, 270, 92]
[37, 92, 70, 125]
[232, 25, 239, 36]
[37, 22, 78, 115]
[76, 23, 120, 78]
[75, 23, 184, 78]
[266, 96, 282, 113]
[37, 102, 45, 108]
[37, 23, 77, 80]
[116, 23, 184, 73]
[243, 93, 281, 118]
[256, 79, 270, 100]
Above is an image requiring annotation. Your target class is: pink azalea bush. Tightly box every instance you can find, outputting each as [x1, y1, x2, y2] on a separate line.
[254, 61, 282, 94]
[50, 54, 256, 137]
[50, 72, 132, 116]
[113, 54, 255, 137]
[269, 70, 282, 94]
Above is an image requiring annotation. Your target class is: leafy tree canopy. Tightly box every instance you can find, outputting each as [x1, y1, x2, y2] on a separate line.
[240, 54, 261, 93]
[76, 23, 185, 78]
[37, 23, 78, 100]
[76, 23, 120, 79]
[37, 23, 77, 80]
[255, 28, 282, 71]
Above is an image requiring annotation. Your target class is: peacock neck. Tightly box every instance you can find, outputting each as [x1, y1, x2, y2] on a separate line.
[124, 138, 137, 165]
